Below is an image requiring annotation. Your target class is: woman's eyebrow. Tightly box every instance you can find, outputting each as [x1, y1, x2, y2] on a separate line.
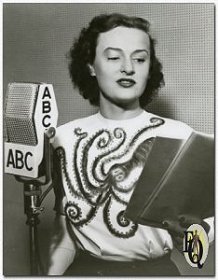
[103, 47, 149, 55]
[104, 47, 122, 53]
[132, 49, 149, 55]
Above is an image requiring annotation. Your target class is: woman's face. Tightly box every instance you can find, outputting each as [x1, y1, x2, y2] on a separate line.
[90, 26, 150, 107]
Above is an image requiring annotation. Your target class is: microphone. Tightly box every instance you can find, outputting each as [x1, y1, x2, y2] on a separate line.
[4, 82, 58, 178]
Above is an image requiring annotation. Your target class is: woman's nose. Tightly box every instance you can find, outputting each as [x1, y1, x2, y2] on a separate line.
[120, 58, 135, 75]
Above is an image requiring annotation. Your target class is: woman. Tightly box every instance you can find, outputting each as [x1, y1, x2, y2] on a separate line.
[47, 13, 213, 276]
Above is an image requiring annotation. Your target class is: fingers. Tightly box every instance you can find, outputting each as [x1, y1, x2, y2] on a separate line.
[162, 220, 185, 237]
[178, 215, 210, 234]
[178, 214, 201, 227]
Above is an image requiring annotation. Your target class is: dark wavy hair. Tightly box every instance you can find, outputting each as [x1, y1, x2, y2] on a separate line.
[67, 13, 164, 107]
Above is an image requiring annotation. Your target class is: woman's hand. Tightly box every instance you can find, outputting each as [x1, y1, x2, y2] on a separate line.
[46, 214, 77, 275]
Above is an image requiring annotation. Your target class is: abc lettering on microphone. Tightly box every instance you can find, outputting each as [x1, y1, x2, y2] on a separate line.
[4, 83, 58, 178]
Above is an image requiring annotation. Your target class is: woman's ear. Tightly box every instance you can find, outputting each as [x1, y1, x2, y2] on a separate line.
[87, 64, 96, 77]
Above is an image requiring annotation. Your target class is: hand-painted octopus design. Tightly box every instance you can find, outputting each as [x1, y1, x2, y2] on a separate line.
[56, 117, 164, 238]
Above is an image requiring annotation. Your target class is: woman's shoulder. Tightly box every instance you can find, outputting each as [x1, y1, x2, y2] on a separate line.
[147, 112, 193, 139]
[53, 113, 98, 147]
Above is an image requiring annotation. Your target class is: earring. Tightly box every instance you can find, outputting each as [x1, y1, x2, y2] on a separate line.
[88, 65, 96, 77]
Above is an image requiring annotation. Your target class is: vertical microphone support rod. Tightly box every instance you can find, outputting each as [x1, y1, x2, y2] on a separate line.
[15, 127, 56, 276]
[24, 183, 43, 275]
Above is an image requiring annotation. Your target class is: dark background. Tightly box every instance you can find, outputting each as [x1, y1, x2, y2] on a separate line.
[3, 3, 214, 275]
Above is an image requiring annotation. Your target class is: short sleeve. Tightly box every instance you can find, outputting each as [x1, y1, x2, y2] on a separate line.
[52, 147, 67, 215]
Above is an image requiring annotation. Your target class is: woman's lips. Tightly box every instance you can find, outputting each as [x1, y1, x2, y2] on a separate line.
[116, 79, 136, 88]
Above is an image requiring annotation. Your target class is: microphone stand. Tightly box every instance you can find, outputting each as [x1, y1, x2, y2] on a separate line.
[15, 127, 56, 276]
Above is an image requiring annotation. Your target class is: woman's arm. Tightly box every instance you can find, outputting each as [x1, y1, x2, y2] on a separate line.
[46, 214, 77, 275]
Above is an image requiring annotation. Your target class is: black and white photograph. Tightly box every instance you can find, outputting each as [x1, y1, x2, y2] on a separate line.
[2, 2, 215, 276]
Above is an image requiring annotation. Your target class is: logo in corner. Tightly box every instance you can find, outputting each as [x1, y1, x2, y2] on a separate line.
[183, 223, 209, 268]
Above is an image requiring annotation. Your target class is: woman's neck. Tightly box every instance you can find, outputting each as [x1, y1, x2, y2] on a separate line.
[99, 94, 143, 120]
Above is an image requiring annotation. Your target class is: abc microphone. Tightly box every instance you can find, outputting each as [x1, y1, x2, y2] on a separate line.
[4, 82, 58, 178]
[4, 82, 58, 275]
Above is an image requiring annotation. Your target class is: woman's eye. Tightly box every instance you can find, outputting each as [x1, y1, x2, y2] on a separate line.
[107, 57, 120, 61]
[133, 58, 146, 63]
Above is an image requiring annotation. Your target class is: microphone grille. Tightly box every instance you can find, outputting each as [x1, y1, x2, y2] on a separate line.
[5, 83, 39, 145]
